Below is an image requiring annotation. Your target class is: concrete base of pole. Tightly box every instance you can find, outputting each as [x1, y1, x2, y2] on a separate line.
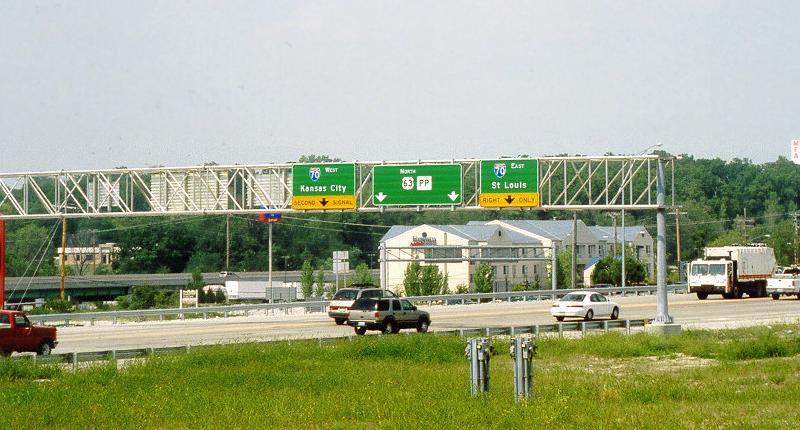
[644, 323, 682, 336]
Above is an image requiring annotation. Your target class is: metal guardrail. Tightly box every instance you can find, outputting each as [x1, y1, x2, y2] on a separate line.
[19, 318, 650, 368]
[26, 285, 686, 326]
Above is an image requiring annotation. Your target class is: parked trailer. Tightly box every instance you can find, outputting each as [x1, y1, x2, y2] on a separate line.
[688, 245, 776, 300]
[767, 266, 800, 300]
[223, 280, 293, 302]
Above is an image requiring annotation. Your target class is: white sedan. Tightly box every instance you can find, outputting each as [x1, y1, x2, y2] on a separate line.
[550, 291, 620, 322]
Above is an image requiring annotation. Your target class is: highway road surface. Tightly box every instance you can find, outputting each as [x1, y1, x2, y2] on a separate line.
[53, 293, 800, 354]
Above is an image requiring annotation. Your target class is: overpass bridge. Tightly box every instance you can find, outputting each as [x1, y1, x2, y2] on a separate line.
[3, 270, 379, 302]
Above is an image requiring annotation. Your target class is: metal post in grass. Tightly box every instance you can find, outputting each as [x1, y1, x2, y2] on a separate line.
[465, 338, 492, 395]
[509, 336, 535, 401]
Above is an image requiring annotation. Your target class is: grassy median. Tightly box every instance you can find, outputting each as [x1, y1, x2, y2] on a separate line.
[1, 325, 800, 429]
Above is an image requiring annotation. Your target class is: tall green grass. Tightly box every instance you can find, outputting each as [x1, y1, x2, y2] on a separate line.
[1, 326, 799, 429]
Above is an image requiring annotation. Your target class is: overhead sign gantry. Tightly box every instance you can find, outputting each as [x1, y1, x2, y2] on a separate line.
[0, 154, 678, 330]
[0, 155, 673, 218]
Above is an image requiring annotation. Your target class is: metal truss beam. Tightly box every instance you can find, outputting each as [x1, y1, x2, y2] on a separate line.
[0, 155, 674, 220]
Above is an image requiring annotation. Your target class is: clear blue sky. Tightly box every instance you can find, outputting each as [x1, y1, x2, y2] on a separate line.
[1, 1, 797, 172]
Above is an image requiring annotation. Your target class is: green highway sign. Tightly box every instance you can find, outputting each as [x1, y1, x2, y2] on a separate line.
[291, 163, 356, 210]
[372, 164, 463, 206]
[479, 159, 539, 208]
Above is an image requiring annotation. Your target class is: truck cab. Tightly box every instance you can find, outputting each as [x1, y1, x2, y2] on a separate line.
[688, 260, 733, 299]
[0, 310, 58, 356]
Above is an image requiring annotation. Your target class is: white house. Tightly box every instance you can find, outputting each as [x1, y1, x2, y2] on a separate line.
[468, 219, 601, 272]
[379, 224, 547, 293]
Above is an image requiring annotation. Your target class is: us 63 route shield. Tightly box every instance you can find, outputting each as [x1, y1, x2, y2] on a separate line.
[479, 159, 539, 208]
[291, 163, 356, 210]
[372, 164, 463, 206]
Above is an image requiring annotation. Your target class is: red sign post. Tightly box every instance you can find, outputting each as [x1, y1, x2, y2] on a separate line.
[0, 216, 5, 309]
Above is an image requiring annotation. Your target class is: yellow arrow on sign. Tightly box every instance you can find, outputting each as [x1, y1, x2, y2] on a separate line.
[292, 196, 356, 210]
[479, 192, 540, 208]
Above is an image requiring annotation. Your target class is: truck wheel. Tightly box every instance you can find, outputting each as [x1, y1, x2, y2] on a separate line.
[37, 342, 52, 356]
[610, 307, 619, 320]
[382, 320, 395, 335]
[696, 292, 708, 300]
[584, 310, 594, 321]
[354, 327, 366, 336]
[335, 318, 345, 325]
[417, 319, 429, 333]
[734, 286, 743, 299]
[772, 293, 780, 300]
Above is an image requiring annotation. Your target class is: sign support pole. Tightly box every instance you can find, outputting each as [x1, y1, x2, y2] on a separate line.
[268, 222, 273, 303]
[654, 159, 672, 323]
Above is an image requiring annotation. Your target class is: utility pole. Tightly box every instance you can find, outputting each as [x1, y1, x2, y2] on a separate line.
[742, 208, 755, 243]
[605, 213, 618, 256]
[59, 217, 67, 300]
[225, 214, 230, 270]
[268, 222, 273, 303]
[283, 255, 289, 303]
[571, 212, 577, 289]
[794, 211, 799, 265]
[551, 242, 557, 290]
[675, 209, 688, 281]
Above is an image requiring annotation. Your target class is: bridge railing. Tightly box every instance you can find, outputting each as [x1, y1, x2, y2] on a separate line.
[26, 285, 686, 326]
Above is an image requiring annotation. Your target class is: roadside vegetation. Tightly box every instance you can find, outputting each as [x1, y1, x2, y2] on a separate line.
[1, 325, 799, 428]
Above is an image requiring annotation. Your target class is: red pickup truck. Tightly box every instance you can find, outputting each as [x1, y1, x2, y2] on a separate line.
[0, 310, 58, 356]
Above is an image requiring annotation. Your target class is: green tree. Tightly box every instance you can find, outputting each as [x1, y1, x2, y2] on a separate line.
[350, 263, 376, 286]
[300, 260, 314, 298]
[314, 268, 326, 297]
[402, 260, 423, 296]
[556, 248, 574, 288]
[6, 223, 58, 277]
[419, 265, 446, 296]
[473, 262, 494, 293]
[188, 268, 204, 289]
[591, 256, 648, 286]
[215, 288, 227, 303]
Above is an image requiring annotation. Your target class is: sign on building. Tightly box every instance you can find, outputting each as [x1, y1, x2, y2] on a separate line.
[792, 139, 800, 165]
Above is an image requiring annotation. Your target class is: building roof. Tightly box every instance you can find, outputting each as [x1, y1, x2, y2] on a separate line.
[379, 225, 414, 242]
[468, 219, 586, 241]
[380, 224, 503, 243]
[589, 226, 650, 242]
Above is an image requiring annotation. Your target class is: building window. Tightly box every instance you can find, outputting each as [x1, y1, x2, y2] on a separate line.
[502, 265, 508, 275]
[599, 245, 606, 257]
[522, 265, 528, 274]
[423, 248, 460, 260]
[588, 245, 596, 256]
